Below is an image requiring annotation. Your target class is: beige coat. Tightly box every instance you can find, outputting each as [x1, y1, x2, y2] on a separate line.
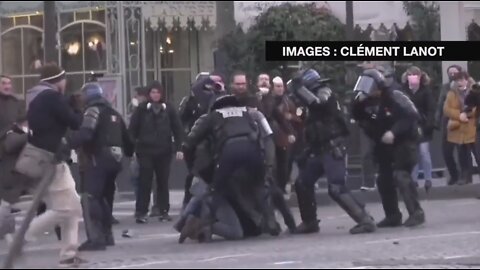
[443, 78, 478, 145]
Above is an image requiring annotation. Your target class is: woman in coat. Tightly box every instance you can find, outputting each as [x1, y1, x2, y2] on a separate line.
[444, 71, 478, 185]
[401, 66, 435, 192]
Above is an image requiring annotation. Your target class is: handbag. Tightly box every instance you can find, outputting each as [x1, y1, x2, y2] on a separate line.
[14, 142, 55, 180]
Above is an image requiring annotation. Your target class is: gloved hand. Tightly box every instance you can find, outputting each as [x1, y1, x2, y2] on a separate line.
[317, 87, 332, 104]
[330, 138, 347, 160]
[381, 131, 395, 144]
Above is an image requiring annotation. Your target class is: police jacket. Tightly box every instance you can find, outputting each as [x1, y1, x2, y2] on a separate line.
[129, 101, 184, 156]
[304, 94, 350, 150]
[182, 106, 261, 158]
[352, 89, 421, 145]
[67, 96, 134, 158]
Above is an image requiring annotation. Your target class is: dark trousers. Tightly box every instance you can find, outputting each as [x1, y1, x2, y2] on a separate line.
[275, 146, 290, 192]
[135, 153, 172, 216]
[82, 154, 121, 242]
[213, 139, 264, 193]
[182, 157, 195, 207]
[442, 125, 459, 181]
[361, 133, 377, 188]
[375, 142, 417, 218]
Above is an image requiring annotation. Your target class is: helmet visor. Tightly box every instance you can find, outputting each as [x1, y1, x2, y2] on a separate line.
[353, 75, 376, 96]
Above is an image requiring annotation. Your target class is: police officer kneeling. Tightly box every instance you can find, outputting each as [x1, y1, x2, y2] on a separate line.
[180, 95, 272, 238]
[66, 83, 134, 251]
[351, 69, 425, 227]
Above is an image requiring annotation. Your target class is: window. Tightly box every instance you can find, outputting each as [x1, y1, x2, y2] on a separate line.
[1, 19, 43, 97]
[59, 10, 107, 93]
[144, 27, 198, 107]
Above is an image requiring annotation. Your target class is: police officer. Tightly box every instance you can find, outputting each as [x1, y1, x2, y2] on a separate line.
[288, 69, 376, 235]
[179, 74, 226, 207]
[67, 82, 134, 251]
[351, 69, 425, 227]
[180, 95, 280, 240]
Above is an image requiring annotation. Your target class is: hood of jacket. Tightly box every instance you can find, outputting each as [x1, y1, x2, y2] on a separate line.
[25, 81, 58, 110]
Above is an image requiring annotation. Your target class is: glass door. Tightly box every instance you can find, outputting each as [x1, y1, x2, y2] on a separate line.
[145, 27, 198, 107]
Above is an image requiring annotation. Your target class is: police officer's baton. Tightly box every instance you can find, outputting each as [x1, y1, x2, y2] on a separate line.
[2, 164, 56, 269]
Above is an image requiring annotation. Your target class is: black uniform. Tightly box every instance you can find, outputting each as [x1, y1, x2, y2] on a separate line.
[351, 69, 425, 227]
[288, 69, 376, 235]
[67, 84, 134, 251]
[179, 95, 281, 242]
[179, 77, 225, 207]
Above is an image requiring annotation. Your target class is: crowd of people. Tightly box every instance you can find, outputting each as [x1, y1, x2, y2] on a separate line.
[0, 60, 480, 267]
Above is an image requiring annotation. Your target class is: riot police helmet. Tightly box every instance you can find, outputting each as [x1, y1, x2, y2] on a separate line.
[210, 94, 241, 111]
[81, 82, 104, 101]
[353, 69, 386, 97]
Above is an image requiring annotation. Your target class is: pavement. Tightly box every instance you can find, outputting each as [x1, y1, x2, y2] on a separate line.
[110, 176, 480, 207]
[1, 191, 480, 268]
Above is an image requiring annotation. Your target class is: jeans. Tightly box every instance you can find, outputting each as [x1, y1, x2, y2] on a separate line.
[130, 157, 139, 198]
[412, 142, 433, 182]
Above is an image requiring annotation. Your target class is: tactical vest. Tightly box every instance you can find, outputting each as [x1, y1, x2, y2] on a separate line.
[86, 104, 124, 154]
[214, 106, 261, 151]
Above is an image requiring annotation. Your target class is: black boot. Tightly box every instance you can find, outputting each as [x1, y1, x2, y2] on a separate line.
[393, 171, 425, 227]
[293, 181, 319, 234]
[403, 209, 425, 227]
[294, 220, 320, 234]
[328, 184, 376, 235]
[377, 212, 403, 228]
[79, 194, 107, 251]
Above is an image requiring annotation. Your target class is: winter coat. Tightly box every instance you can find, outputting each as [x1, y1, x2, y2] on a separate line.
[444, 78, 478, 145]
[0, 93, 25, 137]
[401, 72, 435, 142]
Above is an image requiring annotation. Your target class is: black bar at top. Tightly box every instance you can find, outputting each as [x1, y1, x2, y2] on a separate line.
[265, 41, 480, 61]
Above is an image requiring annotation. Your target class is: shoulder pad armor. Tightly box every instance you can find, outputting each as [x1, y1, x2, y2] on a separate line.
[392, 90, 419, 117]
[249, 109, 273, 136]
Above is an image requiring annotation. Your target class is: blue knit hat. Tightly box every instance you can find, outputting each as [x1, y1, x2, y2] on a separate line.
[81, 82, 103, 99]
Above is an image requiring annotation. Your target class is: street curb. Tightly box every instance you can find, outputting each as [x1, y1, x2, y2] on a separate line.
[109, 183, 480, 207]
[288, 183, 480, 207]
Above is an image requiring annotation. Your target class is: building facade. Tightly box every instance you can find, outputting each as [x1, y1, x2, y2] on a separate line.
[0, 1, 234, 115]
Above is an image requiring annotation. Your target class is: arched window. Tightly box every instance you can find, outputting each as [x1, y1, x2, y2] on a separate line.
[59, 9, 107, 94]
[1, 14, 44, 98]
